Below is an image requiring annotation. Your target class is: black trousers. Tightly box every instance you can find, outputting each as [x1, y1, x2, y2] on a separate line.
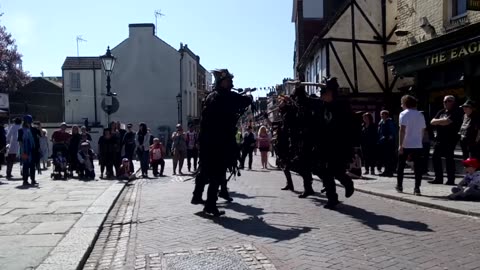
[317, 162, 352, 203]
[379, 141, 395, 174]
[78, 165, 95, 179]
[421, 142, 431, 174]
[362, 145, 376, 172]
[240, 147, 253, 169]
[187, 148, 198, 171]
[432, 142, 456, 183]
[397, 148, 423, 189]
[192, 167, 228, 204]
[6, 154, 16, 177]
[283, 165, 313, 191]
[101, 163, 115, 177]
[460, 139, 480, 160]
[152, 159, 165, 176]
[22, 161, 36, 183]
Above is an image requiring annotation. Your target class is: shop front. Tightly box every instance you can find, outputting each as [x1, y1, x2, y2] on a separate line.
[385, 23, 480, 118]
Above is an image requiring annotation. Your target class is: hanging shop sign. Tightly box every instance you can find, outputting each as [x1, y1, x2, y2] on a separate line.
[425, 40, 480, 67]
[395, 39, 480, 75]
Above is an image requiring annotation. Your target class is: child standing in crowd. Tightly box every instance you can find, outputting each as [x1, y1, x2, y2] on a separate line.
[257, 126, 270, 169]
[448, 158, 480, 200]
[77, 142, 96, 180]
[150, 138, 166, 177]
[118, 158, 135, 180]
[39, 129, 50, 170]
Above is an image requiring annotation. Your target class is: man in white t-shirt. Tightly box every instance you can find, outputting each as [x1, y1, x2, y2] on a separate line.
[397, 95, 426, 196]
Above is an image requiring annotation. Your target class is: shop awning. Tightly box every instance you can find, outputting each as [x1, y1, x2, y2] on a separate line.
[384, 23, 480, 76]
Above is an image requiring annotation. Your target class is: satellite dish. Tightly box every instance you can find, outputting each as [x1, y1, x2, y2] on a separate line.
[101, 97, 120, 114]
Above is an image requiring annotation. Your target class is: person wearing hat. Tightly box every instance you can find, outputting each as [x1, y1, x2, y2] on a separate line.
[17, 115, 41, 186]
[275, 83, 318, 198]
[191, 68, 253, 216]
[448, 158, 480, 200]
[459, 99, 479, 160]
[77, 141, 96, 180]
[314, 77, 355, 209]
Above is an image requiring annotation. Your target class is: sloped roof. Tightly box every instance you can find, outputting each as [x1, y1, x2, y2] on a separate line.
[62, 57, 102, 70]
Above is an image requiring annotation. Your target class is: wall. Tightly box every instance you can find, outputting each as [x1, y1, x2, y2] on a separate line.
[303, 0, 323, 18]
[63, 69, 103, 125]
[322, 0, 402, 93]
[397, 0, 480, 50]
[105, 24, 180, 134]
[205, 70, 213, 92]
[180, 50, 198, 127]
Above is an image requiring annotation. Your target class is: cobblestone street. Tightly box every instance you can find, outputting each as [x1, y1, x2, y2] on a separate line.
[86, 157, 480, 270]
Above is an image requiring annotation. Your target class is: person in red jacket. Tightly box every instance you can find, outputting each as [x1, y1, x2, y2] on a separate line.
[150, 138, 166, 177]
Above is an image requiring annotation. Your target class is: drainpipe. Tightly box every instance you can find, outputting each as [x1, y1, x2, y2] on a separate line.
[179, 44, 184, 126]
[93, 62, 98, 125]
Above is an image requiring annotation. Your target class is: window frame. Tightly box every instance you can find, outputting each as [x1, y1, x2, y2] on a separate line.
[450, 0, 468, 20]
[70, 72, 81, 91]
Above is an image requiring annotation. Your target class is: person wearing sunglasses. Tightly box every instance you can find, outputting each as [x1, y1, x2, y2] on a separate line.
[430, 95, 463, 185]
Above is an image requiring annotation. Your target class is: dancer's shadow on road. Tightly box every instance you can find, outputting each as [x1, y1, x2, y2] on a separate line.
[224, 202, 296, 217]
[229, 191, 276, 200]
[195, 203, 310, 242]
[310, 197, 433, 233]
[207, 215, 311, 243]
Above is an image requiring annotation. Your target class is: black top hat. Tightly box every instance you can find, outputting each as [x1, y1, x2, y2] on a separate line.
[212, 69, 234, 82]
[460, 99, 476, 108]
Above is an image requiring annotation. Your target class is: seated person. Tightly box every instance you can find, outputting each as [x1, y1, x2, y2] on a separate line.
[77, 142, 96, 180]
[150, 138, 166, 177]
[53, 151, 68, 179]
[347, 148, 362, 179]
[449, 158, 480, 201]
[118, 158, 135, 180]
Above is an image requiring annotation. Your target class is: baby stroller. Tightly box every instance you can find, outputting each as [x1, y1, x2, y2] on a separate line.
[51, 151, 68, 180]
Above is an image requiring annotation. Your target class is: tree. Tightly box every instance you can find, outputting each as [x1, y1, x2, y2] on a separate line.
[0, 13, 29, 92]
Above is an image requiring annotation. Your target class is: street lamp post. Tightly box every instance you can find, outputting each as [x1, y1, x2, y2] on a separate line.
[176, 93, 182, 125]
[100, 46, 117, 124]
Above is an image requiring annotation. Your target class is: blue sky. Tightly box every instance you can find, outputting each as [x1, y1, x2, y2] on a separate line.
[1, 0, 294, 92]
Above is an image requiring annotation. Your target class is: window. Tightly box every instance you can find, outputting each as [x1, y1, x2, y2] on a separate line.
[70, 72, 81, 91]
[452, 0, 467, 17]
[189, 61, 192, 84]
[193, 66, 196, 86]
[189, 92, 192, 116]
[193, 92, 197, 116]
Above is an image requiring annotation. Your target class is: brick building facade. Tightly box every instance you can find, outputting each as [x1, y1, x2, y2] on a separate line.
[385, 0, 480, 117]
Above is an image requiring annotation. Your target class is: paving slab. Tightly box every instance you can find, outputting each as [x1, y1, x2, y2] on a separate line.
[0, 161, 127, 270]
[27, 220, 77, 234]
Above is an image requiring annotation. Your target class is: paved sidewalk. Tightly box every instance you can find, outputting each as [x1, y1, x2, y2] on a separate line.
[268, 156, 480, 217]
[0, 162, 126, 270]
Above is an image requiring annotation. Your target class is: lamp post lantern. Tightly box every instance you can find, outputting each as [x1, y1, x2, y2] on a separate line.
[100, 46, 117, 124]
[176, 93, 182, 125]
